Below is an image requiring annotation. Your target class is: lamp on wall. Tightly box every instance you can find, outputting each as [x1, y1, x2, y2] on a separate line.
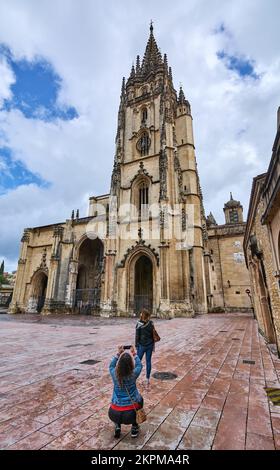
[227, 280, 231, 288]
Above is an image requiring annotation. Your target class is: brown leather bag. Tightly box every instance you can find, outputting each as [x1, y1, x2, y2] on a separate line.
[135, 407, 147, 425]
[124, 385, 147, 424]
[153, 325, 161, 343]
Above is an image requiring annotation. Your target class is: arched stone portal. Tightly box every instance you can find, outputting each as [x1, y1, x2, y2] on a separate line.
[73, 237, 104, 314]
[28, 270, 48, 313]
[134, 255, 153, 314]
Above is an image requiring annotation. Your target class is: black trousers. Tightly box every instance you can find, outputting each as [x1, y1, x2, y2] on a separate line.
[108, 397, 144, 426]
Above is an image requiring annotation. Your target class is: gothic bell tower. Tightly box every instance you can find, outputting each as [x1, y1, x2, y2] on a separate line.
[109, 24, 207, 316]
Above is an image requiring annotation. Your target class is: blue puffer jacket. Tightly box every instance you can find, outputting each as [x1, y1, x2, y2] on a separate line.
[109, 355, 143, 407]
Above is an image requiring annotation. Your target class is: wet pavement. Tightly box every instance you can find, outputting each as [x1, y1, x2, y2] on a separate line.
[0, 312, 279, 450]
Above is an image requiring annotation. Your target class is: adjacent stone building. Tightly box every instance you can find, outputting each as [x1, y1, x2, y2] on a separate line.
[9, 25, 252, 317]
[244, 107, 280, 355]
[205, 195, 252, 312]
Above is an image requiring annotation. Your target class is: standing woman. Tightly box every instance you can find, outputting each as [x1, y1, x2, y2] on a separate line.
[135, 309, 158, 387]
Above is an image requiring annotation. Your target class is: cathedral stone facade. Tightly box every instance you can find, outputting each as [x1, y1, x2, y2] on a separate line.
[9, 25, 252, 318]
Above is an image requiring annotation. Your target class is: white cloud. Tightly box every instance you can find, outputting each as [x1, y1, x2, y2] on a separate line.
[0, 0, 280, 271]
[0, 56, 15, 106]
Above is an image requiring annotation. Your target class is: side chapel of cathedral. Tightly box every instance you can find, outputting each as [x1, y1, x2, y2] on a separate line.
[9, 25, 252, 317]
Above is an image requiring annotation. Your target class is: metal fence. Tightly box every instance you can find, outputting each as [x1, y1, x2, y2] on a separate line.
[72, 288, 100, 315]
[134, 294, 153, 315]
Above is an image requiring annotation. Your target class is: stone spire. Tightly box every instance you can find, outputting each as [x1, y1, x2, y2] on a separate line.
[178, 86, 187, 105]
[206, 212, 217, 227]
[121, 76, 125, 97]
[130, 63, 135, 80]
[136, 55, 141, 74]
[141, 22, 163, 77]
[168, 66, 173, 81]
[164, 53, 168, 71]
[178, 85, 191, 113]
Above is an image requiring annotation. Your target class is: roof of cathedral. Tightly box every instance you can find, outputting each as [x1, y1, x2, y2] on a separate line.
[224, 192, 242, 208]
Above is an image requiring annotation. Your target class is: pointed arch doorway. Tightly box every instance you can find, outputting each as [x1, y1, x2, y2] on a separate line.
[134, 255, 153, 315]
[30, 270, 48, 313]
[73, 237, 104, 314]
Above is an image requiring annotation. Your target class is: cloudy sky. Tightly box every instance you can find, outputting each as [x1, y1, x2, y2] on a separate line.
[0, 0, 279, 271]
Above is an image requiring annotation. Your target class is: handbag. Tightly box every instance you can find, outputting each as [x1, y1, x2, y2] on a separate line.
[124, 385, 147, 424]
[152, 325, 161, 343]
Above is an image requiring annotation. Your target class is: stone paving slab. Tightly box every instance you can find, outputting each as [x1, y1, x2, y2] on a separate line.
[0, 312, 279, 450]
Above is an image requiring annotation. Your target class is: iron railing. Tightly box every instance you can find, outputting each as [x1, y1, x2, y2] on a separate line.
[134, 294, 153, 315]
[72, 288, 101, 315]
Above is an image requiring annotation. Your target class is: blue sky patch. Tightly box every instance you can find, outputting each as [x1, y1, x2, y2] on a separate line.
[1, 45, 78, 121]
[217, 50, 259, 79]
[0, 147, 49, 194]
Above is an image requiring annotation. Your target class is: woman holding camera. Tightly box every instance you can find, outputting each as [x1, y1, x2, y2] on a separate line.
[108, 345, 143, 438]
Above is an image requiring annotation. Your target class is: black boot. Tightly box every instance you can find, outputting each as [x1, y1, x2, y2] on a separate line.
[114, 423, 121, 438]
[131, 424, 139, 438]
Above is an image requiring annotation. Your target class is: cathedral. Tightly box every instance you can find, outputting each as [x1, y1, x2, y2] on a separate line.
[9, 25, 252, 317]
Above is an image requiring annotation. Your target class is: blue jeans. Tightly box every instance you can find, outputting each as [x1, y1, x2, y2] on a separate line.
[137, 343, 153, 379]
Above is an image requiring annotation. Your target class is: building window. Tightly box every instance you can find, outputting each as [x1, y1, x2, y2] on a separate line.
[212, 265, 215, 271]
[229, 209, 239, 224]
[141, 107, 148, 123]
[213, 285, 216, 290]
[137, 132, 150, 156]
[138, 181, 149, 217]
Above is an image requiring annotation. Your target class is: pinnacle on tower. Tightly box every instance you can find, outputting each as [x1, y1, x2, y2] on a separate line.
[130, 63, 135, 79]
[206, 212, 217, 227]
[136, 55, 141, 74]
[169, 66, 173, 81]
[164, 53, 168, 70]
[141, 22, 163, 77]
[121, 77, 125, 96]
[178, 86, 186, 104]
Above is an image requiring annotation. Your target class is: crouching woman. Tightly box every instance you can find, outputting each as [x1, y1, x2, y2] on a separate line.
[108, 345, 144, 438]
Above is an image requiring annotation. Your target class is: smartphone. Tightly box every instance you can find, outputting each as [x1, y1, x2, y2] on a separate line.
[123, 345, 132, 350]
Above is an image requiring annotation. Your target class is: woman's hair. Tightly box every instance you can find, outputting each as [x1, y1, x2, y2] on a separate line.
[115, 352, 134, 388]
[140, 308, 150, 323]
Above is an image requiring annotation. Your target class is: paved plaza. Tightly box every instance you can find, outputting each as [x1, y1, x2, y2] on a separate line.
[0, 312, 280, 450]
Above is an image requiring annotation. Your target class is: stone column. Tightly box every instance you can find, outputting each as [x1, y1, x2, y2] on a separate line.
[158, 241, 171, 317]
[9, 229, 31, 313]
[44, 226, 64, 313]
[66, 259, 78, 308]
[203, 250, 213, 311]
[192, 244, 208, 313]
[100, 250, 116, 317]
[182, 248, 193, 311]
